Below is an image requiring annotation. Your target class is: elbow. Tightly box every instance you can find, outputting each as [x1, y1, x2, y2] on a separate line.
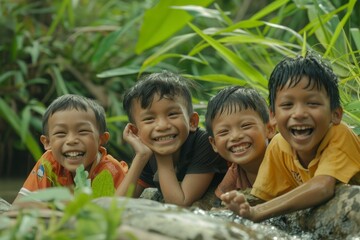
[315, 176, 336, 203]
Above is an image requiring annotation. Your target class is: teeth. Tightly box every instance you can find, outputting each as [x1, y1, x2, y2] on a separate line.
[291, 126, 313, 136]
[292, 126, 312, 130]
[64, 152, 83, 157]
[155, 135, 175, 141]
[230, 143, 250, 153]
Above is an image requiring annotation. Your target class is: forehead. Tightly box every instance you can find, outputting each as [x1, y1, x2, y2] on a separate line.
[48, 109, 97, 127]
[137, 93, 187, 109]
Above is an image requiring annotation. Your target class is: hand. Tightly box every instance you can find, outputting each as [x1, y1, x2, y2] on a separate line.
[220, 190, 253, 220]
[123, 123, 152, 159]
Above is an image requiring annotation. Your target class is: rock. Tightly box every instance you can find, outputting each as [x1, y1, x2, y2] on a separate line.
[93, 197, 293, 240]
[263, 184, 360, 239]
[0, 198, 11, 214]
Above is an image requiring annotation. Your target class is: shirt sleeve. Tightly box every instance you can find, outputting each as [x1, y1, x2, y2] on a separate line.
[19, 158, 51, 196]
[251, 135, 298, 201]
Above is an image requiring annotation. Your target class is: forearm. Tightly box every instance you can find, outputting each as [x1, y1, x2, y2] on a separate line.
[116, 153, 148, 197]
[157, 160, 189, 206]
[251, 175, 336, 222]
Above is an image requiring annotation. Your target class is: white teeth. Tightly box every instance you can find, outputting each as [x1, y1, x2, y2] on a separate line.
[64, 152, 83, 157]
[231, 143, 250, 153]
[292, 126, 311, 130]
[156, 135, 175, 141]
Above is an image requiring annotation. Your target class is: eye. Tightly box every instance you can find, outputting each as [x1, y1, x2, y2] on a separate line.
[79, 129, 92, 135]
[216, 129, 229, 137]
[53, 131, 66, 137]
[142, 117, 155, 124]
[279, 102, 293, 109]
[308, 102, 321, 107]
[168, 111, 180, 118]
[241, 123, 254, 129]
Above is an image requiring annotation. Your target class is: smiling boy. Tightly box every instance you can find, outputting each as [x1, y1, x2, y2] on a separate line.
[116, 71, 227, 206]
[221, 52, 360, 222]
[13, 94, 128, 205]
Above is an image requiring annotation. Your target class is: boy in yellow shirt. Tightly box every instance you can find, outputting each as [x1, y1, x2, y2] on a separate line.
[221, 52, 360, 222]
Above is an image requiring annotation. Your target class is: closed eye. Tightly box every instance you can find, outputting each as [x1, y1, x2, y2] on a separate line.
[242, 123, 254, 129]
[215, 129, 229, 137]
[142, 117, 155, 124]
[169, 111, 181, 118]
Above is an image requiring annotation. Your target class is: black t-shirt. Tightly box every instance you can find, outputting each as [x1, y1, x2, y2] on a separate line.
[139, 128, 228, 190]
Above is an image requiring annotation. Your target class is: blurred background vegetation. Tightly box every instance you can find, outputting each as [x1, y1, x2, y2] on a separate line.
[1, 0, 359, 178]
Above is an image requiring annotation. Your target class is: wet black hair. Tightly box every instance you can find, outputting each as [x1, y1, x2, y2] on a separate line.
[268, 51, 340, 113]
[42, 94, 107, 135]
[205, 86, 269, 137]
[123, 70, 194, 123]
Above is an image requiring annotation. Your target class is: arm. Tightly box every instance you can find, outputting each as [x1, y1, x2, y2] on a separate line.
[116, 124, 152, 197]
[156, 155, 214, 207]
[221, 175, 336, 222]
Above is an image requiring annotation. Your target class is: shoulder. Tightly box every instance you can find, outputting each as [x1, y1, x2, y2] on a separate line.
[97, 154, 129, 174]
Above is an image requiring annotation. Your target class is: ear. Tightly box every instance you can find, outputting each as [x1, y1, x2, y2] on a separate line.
[128, 123, 139, 135]
[189, 112, 199, 132]
[331, 107, 343, 125]
[265, 121, 277, 140]
[99, 132, 110, 146]
[208, 136, 218, 153]
[40, 135, 51, 150]
[269, 109, 278, 133]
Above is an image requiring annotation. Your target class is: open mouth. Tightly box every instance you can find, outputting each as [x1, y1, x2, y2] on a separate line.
[230, 143, 251, 153]
[63, 151, 85, 158]
[154, 135, 176, 142]
[290, 126, 313, 136]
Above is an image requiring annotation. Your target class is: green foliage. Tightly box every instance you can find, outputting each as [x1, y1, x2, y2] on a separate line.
[131, 0, 360, 133]
[0, 165, 124, 239]
[92, 170, 116, 198]
[0, 0, 359, 176]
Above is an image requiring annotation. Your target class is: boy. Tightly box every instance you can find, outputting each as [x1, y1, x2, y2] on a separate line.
[221, 52, 360, 222]
[116, 71, 227, 206]
[205, 86, 275, 200]
[13, 94, 128, 204]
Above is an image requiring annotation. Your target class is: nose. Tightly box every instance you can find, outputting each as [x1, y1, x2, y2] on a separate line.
[66, 133, 79, 144]
[155, 117, 170, 130]
[230, 128, 243, 141]
[292, 104, 307, 119]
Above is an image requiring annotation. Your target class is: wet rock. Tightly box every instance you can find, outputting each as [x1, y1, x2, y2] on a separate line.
[93, 197, 293, 240]
[261, 184, 360, 239]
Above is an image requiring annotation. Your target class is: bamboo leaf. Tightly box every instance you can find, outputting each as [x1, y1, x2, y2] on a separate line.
[135, 0, 214, 54]
[188, 22, 268, 91]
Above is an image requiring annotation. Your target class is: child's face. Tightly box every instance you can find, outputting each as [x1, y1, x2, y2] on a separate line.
[209, 108, 274, 168]
[40, 109, 109, 173]
[272, 76, 342, 163]
[131, 94, 198, 156]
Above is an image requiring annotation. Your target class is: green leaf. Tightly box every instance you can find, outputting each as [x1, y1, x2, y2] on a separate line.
[135, 0, 214, 54]
[92, 170, 115, 198]
[19, 187, 73, 202]
[188, 22, 268, 92]
[74, 165, 92, 195]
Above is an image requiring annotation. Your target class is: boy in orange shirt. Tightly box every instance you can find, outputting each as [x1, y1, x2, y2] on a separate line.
[205, 86, 275, 200]
[221, 52, 360, 222]
[13, 94, 128, 205]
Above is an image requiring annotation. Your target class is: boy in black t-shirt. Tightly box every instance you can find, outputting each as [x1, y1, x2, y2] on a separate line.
[116, 71, 227, 206]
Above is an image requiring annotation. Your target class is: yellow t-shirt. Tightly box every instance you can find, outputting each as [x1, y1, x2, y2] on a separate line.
[251, 122, 360, 201]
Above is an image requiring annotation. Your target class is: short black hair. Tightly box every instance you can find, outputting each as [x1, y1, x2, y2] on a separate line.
[205, 86, 269, 137]
[268, 51, 340, 113]
[123, 70, 194, 123]
[42, 94, 106, 135]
